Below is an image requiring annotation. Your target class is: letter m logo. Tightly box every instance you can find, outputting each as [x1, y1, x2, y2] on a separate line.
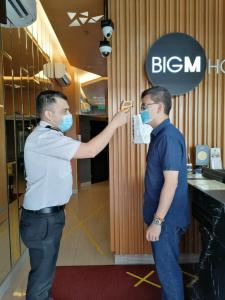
[184, 56, 201, 72]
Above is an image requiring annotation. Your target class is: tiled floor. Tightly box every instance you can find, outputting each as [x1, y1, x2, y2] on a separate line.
[2, 181, 113, 299]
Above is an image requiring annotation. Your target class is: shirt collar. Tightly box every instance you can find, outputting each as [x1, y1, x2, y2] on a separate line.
[39, 120, 52, 128]
[151, 118, 170, 137]
[39, 121, 63, 134]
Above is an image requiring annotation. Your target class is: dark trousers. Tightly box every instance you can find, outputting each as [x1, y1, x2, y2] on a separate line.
[151, 223, 185, 300]
[20, 208, 65, 300]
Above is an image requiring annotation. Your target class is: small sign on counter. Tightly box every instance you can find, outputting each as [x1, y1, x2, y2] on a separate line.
[210, 148, 223, 169]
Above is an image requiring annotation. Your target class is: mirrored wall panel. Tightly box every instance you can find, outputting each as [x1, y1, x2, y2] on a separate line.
[0, 24, 53, 280]
[0, 218, 11, 283]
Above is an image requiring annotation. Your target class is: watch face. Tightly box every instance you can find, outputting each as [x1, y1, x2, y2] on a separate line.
[153, 218, 162, 225]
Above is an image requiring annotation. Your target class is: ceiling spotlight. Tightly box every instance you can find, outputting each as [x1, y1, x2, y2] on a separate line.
[99, 39, 112, 57]
[101, 19, 114, 39]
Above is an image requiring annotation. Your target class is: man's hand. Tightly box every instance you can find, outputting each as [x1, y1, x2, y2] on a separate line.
[120, 100, 133, 111]
[146, 223, 162, 242]
[112, 110, 129, 128]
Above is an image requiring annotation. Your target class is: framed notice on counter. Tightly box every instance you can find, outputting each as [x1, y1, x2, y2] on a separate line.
[210, 148, 223, 169]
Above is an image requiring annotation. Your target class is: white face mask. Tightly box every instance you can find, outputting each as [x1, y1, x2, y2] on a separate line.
[133, 114, 152, 144]
[58, 114, 73, 132]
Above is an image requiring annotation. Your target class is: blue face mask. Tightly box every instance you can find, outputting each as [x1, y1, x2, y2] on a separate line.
[58, 114, 73, 132]
[140, 109, 153, 124]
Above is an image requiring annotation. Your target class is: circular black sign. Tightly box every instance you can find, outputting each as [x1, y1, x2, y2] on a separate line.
[145, 32, 207, 96]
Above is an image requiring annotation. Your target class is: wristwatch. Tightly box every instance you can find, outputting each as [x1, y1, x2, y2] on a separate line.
[152, 216, 164, 226]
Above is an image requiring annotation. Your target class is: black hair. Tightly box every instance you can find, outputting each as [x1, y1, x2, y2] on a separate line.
[36, 90, 67, 117]
[141, 86, 172, 115]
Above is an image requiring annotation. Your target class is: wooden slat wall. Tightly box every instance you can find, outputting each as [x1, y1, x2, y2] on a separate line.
[108, 0, 225, 255]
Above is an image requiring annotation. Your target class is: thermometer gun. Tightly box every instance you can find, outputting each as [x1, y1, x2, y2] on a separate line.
[120, 100, 133, 112]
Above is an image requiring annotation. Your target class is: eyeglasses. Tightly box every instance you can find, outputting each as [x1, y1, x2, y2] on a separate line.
[140, 103, 157, 110]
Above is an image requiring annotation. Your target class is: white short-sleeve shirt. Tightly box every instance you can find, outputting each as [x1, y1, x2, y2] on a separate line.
[23, 121, 81, 210]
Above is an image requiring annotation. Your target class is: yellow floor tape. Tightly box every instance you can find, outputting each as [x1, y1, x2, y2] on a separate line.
[126, 269, 199, 289]
[126, 271, 161, 288]
[62, 204, 107, 256]
[182, 270, 199, 288]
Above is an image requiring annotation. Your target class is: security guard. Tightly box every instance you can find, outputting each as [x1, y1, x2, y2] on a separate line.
[20, 90, 128, 300]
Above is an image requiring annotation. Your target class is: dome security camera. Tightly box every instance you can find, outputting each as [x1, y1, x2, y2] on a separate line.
[99, 39, 112, 57]
[101, 19, 114, 39]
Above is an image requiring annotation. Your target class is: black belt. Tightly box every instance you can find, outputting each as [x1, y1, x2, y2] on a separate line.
[22, 205, 65, 214]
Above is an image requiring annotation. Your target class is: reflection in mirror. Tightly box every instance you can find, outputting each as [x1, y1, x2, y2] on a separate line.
[19, 208, 26, 254]
[1, 28, 12, 57]
[2, 52, 18, 204]
[17, 68, 28, 198]
[0, 35, 12, 282]
[16, 119, 26, 197]
[0, 218, 11, 283]
[5, 118, 17, 204]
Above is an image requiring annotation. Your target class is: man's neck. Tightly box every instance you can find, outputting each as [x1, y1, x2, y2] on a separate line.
[151, 115, 169, 129]
[41, 118, 58, 130]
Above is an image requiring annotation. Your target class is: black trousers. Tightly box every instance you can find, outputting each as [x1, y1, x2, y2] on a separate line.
[20, 208, 65, 300]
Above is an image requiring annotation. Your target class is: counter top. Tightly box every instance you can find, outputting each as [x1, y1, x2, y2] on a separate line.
[188, 179, 225, 191]
[188, 175, 225, 205]
[187, 173, 205, 180]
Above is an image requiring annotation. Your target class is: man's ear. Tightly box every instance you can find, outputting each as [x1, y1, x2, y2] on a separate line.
[43, 110, 53, 121]
[158, 103, 164, 113]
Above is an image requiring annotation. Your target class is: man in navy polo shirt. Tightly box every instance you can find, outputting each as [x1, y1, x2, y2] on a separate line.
[141, 86, 190, 300]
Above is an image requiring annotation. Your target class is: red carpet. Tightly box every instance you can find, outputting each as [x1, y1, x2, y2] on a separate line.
[52, 264, 196, 300]
[52, 265, 160, 300]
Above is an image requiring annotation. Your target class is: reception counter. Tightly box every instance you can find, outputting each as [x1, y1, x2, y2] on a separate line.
[188, 173, 225, 300]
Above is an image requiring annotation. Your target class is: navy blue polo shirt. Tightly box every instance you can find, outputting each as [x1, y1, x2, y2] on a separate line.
[143, 119, 190, 228]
